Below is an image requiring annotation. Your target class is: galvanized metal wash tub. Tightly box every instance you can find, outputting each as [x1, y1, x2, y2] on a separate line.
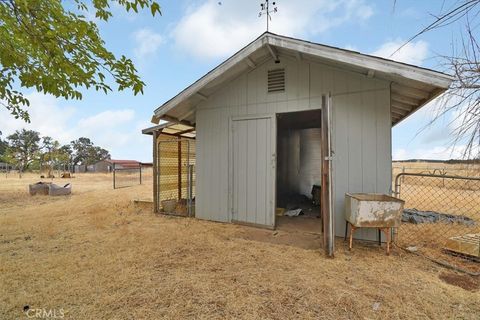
[345, 193, 405, 228]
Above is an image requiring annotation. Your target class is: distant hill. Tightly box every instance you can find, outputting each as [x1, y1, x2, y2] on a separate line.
[393, 159, 480, 164]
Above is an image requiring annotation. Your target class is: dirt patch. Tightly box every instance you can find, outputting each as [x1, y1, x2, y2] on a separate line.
[439, 272, 480, 291]
[232, 226, 322, 250]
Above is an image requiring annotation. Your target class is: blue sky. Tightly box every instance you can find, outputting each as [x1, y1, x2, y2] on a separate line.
[0, 0, 471, 161]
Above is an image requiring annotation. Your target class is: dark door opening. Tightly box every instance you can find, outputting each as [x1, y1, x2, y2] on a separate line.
[275, 109, 322, 234]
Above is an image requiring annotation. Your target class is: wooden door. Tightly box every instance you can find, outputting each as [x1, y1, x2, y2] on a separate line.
[230, 115, 276, 228]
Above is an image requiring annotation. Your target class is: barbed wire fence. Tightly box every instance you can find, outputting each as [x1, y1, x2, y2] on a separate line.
[394, 172, 480, 275]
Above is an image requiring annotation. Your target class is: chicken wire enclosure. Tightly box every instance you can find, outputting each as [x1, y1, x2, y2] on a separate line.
[113, 164, 142, 189]
[394, 173, 480, 274]
[157, 139, 195, 216]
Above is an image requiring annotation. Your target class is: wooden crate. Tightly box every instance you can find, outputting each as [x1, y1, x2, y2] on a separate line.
[445, 234, 480, 258]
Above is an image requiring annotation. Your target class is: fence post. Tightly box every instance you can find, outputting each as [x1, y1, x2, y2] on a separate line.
[113, 163, 116, 189]
[139, 164, 142, 185]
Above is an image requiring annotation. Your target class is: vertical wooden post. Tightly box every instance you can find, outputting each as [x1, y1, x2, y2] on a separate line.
[153, 131, 158, 213]
[321, 94, 334, 257]
[113, 163, 116, 189]
[178, 137, 182, 200]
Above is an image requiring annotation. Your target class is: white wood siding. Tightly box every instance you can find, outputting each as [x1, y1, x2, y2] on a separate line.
[195, 56, 391, 240]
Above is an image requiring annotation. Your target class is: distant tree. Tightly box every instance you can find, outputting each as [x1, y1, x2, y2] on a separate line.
[89, 146, 111, 164]
[38, 136, 54, 172]
[59, 144, 74, 169]
[6, 129, 41, 170]
[43, 140, 70, 176]
[70, 137, 110, 166]
[0, 0, 161, 122]
[0, 131, 8, 161]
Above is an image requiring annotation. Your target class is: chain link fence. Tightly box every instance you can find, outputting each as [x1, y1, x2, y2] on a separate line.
[157, 139, 195, 216]
[113, 164, 142, 189]
[394, 172, 480, 274]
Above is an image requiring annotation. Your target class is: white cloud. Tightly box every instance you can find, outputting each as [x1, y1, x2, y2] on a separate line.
[371, 39, 429, 65]
[133, 28, 163, 59]
[0, 93, 75, 144]
[172, 0, 374, 59]
[0, 92, 151, 161]
[77, 110, 134, 131]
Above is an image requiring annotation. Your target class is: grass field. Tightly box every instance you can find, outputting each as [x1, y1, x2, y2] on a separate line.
[0, 171, 479, 319]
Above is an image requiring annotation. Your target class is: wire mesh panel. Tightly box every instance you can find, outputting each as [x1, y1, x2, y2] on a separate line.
[113, 165, 142, 189]
[157, 138, 195, 216]
[394, 173, 480, 273]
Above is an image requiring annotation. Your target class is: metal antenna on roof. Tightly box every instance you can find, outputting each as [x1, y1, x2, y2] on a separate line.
[258, 1, 278, 32]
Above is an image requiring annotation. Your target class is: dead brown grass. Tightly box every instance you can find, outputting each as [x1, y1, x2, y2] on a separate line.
[0, 173, 479, 319]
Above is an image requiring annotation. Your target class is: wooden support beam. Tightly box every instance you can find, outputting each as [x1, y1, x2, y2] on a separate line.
[153, 130, 160, 213]
[295, 51, 302, 61]
[391, 93, 421, 106]
[178, 109, 195, 121]
[159, 131, 194, 139]
[245, 57, 256, 68]
[151, 115, 160, 124]
[321, 95, 334, 257]
[196, 92, 208, 100]
[160, 115, 195, 127]
[392, 101, 414, 112]
[391, 83, 430, 100]
[178, 138, 182, 199]
[391, 108, 407, 117]
[266, 44, 278, 60]
[175, 128, 196, 136]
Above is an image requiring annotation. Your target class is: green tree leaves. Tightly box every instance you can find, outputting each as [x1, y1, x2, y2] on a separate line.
[1, 130, 111, 171]
[0, 0, 161, 122]
[70, 137, 111, 166]
[5, 129, 41, 170]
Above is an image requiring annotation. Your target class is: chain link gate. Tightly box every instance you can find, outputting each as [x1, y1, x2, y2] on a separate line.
[394, 173, 480, 274]
[113, 164, 142, 189]
[157, 139, 195, 216]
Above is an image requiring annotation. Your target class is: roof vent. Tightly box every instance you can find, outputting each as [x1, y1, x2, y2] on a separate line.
[268, 68, 285, 93]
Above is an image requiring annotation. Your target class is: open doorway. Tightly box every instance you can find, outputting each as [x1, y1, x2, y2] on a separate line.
[276, 109, 322, 234]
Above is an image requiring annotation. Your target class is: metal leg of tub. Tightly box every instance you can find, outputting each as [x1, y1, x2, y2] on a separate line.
[349, 224, 356, 251]
[344, 220, 348, 241]
[379, 227, 391, 255]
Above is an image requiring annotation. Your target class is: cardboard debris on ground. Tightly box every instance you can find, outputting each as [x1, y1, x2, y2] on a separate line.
[445, 234, 480, 258]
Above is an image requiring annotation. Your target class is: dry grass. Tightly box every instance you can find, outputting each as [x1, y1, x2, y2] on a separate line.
[392, 161, 480, 178]
[0, 173, 479, 319]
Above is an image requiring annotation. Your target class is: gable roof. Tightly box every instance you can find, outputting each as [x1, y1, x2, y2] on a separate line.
[105, 159, 140, 165]
[152, 32, 454, 127]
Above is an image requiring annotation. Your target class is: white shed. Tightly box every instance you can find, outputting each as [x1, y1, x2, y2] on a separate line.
[144, 32, 453, 254]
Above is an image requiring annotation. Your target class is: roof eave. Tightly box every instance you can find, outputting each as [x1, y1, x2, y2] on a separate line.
[151, 32, 454, 124]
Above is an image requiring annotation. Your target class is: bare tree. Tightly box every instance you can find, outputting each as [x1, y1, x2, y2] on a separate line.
[395, 0, 480, 159]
